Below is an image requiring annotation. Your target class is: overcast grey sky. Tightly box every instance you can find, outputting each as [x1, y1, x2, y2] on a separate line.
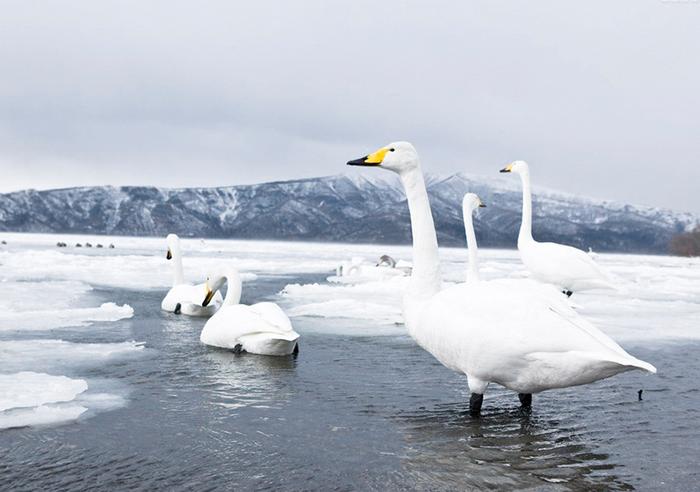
[0, 0, 698, 212]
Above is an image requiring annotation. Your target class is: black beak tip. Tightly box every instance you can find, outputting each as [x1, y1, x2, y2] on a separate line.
[499, 168, 509, 173]
[347, 156, 369, 166]
[479, 204, 487, 208]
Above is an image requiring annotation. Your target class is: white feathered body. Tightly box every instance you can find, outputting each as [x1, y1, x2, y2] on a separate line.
[161, 283, 223, 317]
[519, 238, 615, 293]
[404, 281, 655, 395]
[200, 302, 300, 356]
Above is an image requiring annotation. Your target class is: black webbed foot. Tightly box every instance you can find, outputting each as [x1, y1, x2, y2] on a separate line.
[293, 343, 299, 355]
[174, 303, 182, 315]
[232, 344, 243, 354]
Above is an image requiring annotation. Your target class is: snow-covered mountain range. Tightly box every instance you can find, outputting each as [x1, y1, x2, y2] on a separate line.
[0, 173, 696, 253]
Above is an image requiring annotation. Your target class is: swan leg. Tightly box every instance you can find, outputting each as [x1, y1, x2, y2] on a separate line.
[469, 393, 484, 416]
[467, 374, 489, 416]
[293, 343, 299, 355]
[174, 303, 182, 315]
[518, 393, 532, 408]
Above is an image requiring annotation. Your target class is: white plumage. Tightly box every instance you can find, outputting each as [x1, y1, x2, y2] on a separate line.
[200, 268, 299, 356]
[500, 160, 616, 294]
[348, 142, 655, 413]
[161, 233, 222, 317]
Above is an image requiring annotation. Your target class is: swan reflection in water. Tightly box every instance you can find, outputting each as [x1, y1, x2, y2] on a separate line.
[393, 396, 633, 491]
[202, 347, 298, 411]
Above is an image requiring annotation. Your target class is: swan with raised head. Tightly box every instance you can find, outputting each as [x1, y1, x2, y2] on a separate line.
[348, 142, 655, 415]
[199, 268, 300, 356]
[161, 233, 222, 316]
[500, 161, 615, 296]
[463, 193, 574, 310]
[462, 193, 486, 283]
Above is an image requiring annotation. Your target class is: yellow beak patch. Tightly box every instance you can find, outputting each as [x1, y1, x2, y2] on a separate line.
[364, 147, 389, 165]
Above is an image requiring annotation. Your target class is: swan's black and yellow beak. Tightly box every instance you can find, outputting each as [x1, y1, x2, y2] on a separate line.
[479, 202, 486, 208]
[166, 249, 172, 260]
[499, 163, 514, 173]
[202, 284, 215, 307]
[347, 147, 389, 167]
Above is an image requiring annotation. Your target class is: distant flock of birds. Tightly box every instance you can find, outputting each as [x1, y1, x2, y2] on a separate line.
[55, 241, 115, 248]
[157, 141, 655, 416]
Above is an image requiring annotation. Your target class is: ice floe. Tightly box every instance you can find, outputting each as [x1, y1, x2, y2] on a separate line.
[0, 302, 134, 332]
[0, 372, 89, 429]
[0, 339, 146, 372]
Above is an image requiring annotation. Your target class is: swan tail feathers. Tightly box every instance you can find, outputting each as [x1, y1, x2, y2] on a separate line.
[597, 352, 657, 374]
[623, 357, 656, 374]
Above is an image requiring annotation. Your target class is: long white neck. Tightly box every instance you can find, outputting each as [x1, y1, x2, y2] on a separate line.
[171, 246, 185, 286]
[462, 206, 480, 283]
[518, 170, 534, 245]
[399, 166, 441, 298]
[223, 273, 242, 306]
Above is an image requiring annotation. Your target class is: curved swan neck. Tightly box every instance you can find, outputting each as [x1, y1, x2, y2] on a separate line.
[462, 205, 480, 283]
[518, 169, 534, 245]
[399, 166, 441, 298]
[223, 272, 242, 306]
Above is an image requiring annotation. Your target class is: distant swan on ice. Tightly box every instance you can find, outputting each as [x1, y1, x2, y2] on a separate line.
[348, 142, 655, 415]
[161, 233, 222, 317]
[334, 255, 411, 281]
[199, 268, 300, 356]
[500, 161, 616, 296]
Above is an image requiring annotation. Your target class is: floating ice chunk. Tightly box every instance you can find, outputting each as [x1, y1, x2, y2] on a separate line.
[0, 280, 92, 312]
[0, 403, 88, 430]
[0, 340, 146, 372]
[0, 303, 134, 331]
[0, 372, 88, 412]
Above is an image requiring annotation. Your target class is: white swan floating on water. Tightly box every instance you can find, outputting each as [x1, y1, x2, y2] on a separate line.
[199, 268, 300, 356]
[348, 142, 655, 415]
[161, 234, 222, 317]
[500, 161, 616, 296]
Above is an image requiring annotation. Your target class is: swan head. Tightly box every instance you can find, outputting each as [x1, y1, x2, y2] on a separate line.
[347, 141, 419, 174]
[462, 193, 486, 213]
[500, 160, 529, 175]
[165, 233, 180, 260]
[501, 161, 529, 174]
[203, 268, 242, 306]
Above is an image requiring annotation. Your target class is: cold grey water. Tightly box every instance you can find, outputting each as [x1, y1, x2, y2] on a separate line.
[1, 234, 699, 491]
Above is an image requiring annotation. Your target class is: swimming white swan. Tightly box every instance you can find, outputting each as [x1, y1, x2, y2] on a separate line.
[500, 161, 615, 296]
[199, 268, 300, 356]
[348, 142, 655, 415]
[161, 233, 222, 317]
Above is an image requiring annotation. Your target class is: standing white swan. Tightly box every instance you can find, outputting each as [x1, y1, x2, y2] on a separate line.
[500, 161, 615, 296]
[161, 234, 223, 316]
[463, 193, 574, 312]
[348, 142, 655, 415]
[462, 193, 486, 283]
[199, 268, 300, 356]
